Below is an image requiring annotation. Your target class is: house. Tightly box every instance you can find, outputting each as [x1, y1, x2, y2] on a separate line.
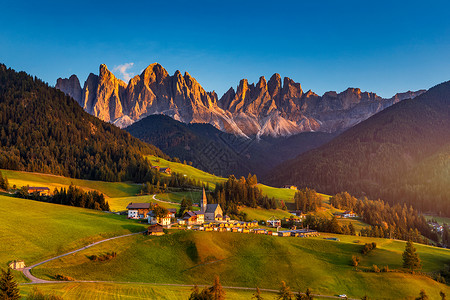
[267, 217, 281, 228]
[148, 211, 172, 226]
[200, 188, 223, 221]
[147, 224, 165, 236]
[289, 210, 303, 217]
[278, 231, 292, 237]
[8, 260, 25, 270]
[177, 219, 186, 225]
[126, 203, 151, 219]
[28, 187, 50, 196]
[182, 211, 204, 225]
[223, 215, 231, 222]
[167, 208, 177, 218]
[253, 229, 267, 234]
[159, 167, 171, 174]
[283, 185, 297, 190]
[342, 210, 357, 218]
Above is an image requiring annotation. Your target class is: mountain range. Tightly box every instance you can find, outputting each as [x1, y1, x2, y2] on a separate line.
[56, 63, 425, 137]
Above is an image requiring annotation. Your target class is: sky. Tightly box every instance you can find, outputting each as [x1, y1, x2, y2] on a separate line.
[1, 0, 450, 98]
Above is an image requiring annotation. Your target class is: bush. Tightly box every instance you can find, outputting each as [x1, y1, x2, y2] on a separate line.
[373, 265, 380, 273]
[351, 255, 361, 267]
[54, 274, 74, 281]
[362, 242, 377, 255]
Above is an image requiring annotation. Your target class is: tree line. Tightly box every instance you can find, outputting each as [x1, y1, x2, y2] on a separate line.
[330, 192, 436, 244]
[16, 184, 110, 211]
[208, 175, 277, 217]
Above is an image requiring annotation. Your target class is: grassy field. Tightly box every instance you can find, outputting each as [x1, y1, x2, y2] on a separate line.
[33, 231, 450, 299]
[147, 156, 226, 189]
[18, 282, 285, 300]
[1, 169, 140, 198]
[425, 215, 450, 225]
[0, 194, 147, 278]
[240, 207, 293, 221]
[156, 191, 203, 204]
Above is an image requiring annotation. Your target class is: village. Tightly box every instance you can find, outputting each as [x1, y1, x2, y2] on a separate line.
[126, 188, 320, 238]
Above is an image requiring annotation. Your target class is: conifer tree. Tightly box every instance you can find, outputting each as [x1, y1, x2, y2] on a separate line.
[402, 240, 422, 271]
[0, 268, 20, 300]
[415, 289, 428, 300]
[252, 287, 263, 300]
[440, 291, 446, 300]
[209, 275, 225, 300]
[277, 281, 293, 300]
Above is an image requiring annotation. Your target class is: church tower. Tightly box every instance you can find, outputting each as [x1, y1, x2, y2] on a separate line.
[201, 188, 207, 212]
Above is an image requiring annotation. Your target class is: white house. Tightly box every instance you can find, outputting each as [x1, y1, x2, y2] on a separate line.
[126, 203, 151, 219]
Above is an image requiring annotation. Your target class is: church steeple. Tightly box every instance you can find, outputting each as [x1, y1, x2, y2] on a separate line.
[201, 187, 207, 212]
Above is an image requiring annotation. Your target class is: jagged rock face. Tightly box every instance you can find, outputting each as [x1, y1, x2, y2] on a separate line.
[56, 75, 82, 105]
[56, 63, 425, 137]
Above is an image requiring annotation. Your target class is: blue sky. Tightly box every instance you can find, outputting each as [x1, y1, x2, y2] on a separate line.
[1, 0, 450, 98]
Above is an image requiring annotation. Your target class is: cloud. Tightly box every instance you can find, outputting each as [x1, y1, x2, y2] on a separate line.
[113, 62, 134, 82]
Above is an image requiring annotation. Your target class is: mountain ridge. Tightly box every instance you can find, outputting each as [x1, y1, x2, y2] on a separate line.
[56, 63, 426, 137]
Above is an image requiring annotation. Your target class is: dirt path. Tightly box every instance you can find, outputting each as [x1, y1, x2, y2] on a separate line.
[22, 232, 143, 283]
[152, 193, 180, 205]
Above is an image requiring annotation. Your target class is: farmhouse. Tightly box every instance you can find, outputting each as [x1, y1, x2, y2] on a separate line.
[182, 211, 205, 225]
[283, 185, 298, 190]
[28, 187, 50, 196]
[200, 188, 223, 221]
[126, 203, 151, 219]
[342, 210, 357, 218]
[148, 211, 172, 226]
[147, 224, 164, 236]
[159, 167, 171, 174]
[8, 260, 25, 270]
[267, 217, 281, 228]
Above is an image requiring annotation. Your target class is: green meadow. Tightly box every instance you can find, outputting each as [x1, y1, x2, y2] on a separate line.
[1, 169, 140, 198]
[33, 231, 450, 299]
[146, 155, 226, 189]
[0, 195, 147, 277]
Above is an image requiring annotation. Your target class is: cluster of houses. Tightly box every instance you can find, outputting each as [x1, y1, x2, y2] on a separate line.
[127, 189, 229, 227]
[127, 189, 319, 239]
[428, 221, 446, 233]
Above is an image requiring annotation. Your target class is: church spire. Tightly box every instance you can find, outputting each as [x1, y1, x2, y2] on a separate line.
[201, 187, 207, 212]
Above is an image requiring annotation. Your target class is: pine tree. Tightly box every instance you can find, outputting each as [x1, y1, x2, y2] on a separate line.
[0, 268, 20, 300]
[277, 281, 293, 300]
[402, 240, 422, 272]
[252, 287, 264, 300]
[415, 289, 428, 300]
[209, 275, 225, 300]
[440, 291, 447, 300]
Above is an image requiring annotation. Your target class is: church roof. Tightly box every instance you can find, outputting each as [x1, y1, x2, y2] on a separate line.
[205, 203, 221, 213]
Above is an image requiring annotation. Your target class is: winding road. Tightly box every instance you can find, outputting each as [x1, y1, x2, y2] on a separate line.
[21, 222, 357, 299]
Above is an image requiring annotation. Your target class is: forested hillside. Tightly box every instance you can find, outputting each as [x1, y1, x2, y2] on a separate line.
[267, 81, 450, 216]
[126, 114, 336, 177]
[0, 64, 166, 182]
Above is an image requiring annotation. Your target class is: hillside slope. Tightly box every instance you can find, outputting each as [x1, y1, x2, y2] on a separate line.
[0, 64, 165, 182]
[266, 80, 450, 216]
[126, 114, 336, 177]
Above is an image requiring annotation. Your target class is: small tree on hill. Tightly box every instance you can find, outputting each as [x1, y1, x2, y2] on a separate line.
[0, 268, 20, 300]
[402, 240, 421, 272]
[0, 171, 9, 191]
[415, 289, 429, 300]
[351, 255, 360, 267]
[209, 275, 225, 300]
[277, 281, 293, 300]
[440, 291, 447, 300]
[252, 287, 263, 300]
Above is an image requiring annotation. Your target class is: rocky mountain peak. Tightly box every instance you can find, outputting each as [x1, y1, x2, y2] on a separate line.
[56, 63, 427, 138]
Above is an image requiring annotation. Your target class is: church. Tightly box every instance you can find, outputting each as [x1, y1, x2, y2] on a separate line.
[200, 188, 223, 221]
